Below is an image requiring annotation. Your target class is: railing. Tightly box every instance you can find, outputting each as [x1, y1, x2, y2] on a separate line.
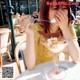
[0, 0, 41, 27]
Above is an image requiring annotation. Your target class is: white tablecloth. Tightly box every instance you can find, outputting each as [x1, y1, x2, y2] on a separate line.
[16, 61, 80, 80]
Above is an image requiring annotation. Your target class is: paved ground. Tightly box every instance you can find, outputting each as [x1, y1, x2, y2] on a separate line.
[0, 54, 25, 80]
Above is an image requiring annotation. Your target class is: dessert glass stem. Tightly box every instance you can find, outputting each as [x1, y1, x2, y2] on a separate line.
[53, 53, 59, 72]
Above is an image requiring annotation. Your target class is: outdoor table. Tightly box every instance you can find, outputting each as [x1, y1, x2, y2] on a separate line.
[16, 61, 80, 80]
[0, 28, 10, 34]
[0, 28, 11, 47]
[0, 28, 11, 66]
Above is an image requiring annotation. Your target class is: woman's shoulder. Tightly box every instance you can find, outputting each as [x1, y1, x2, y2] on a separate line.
[32, 23, 43, 32]
[69, 23, 76, 33]
[69, 23, 77, 41]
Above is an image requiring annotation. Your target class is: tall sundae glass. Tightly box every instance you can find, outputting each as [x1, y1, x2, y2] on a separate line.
[42, 37, 68, 80]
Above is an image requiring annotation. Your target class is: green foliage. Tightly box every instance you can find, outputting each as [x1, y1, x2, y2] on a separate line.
[76, 24, 80, 38]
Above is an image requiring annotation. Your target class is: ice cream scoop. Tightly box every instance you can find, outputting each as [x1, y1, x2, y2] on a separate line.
[50, 18, 56, 23]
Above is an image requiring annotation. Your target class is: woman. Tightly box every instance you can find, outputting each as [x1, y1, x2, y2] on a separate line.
[19, 0, 80, 70]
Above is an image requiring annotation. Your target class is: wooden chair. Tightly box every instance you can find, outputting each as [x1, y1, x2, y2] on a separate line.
[14, 38, 26, 74]
[0, 28, 12, 67]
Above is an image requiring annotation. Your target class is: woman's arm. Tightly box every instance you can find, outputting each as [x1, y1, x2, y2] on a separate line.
[19, 15, 36, 70]
[62, 27, 80, 63]
[23, 34, 36, 70]
[55, 11, 80, 63]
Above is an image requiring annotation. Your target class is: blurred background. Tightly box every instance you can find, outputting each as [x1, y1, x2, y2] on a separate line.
[0, 0, 79, 25]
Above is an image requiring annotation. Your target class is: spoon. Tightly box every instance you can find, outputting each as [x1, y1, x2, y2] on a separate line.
[33, 18, 56, 23]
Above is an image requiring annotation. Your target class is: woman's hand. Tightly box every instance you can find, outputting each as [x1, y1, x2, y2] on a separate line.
[55, 11, 68, 31]
[19, 15, 34, 35]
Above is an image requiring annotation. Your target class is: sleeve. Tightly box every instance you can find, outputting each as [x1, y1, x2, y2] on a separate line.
[32, 23, 40, 54]
[69, 24, 78, 41]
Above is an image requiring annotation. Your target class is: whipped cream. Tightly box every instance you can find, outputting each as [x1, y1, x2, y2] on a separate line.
[50, 18, 56, 23]
[46, 37, 68, 53]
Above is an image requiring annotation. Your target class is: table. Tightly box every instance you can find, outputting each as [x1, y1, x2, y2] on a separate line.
[0, 28, 11, 49]
[0, 28, 11, 34]
[0, 28, 11, 66]
[16, 61, 80, 80]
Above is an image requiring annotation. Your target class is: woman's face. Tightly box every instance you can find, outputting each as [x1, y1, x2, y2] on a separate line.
[49, 0, 68, 25]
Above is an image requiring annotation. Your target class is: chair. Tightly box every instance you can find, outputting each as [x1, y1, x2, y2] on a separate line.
[14, 38, 26, 74]
[0, 28, 12, 67]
